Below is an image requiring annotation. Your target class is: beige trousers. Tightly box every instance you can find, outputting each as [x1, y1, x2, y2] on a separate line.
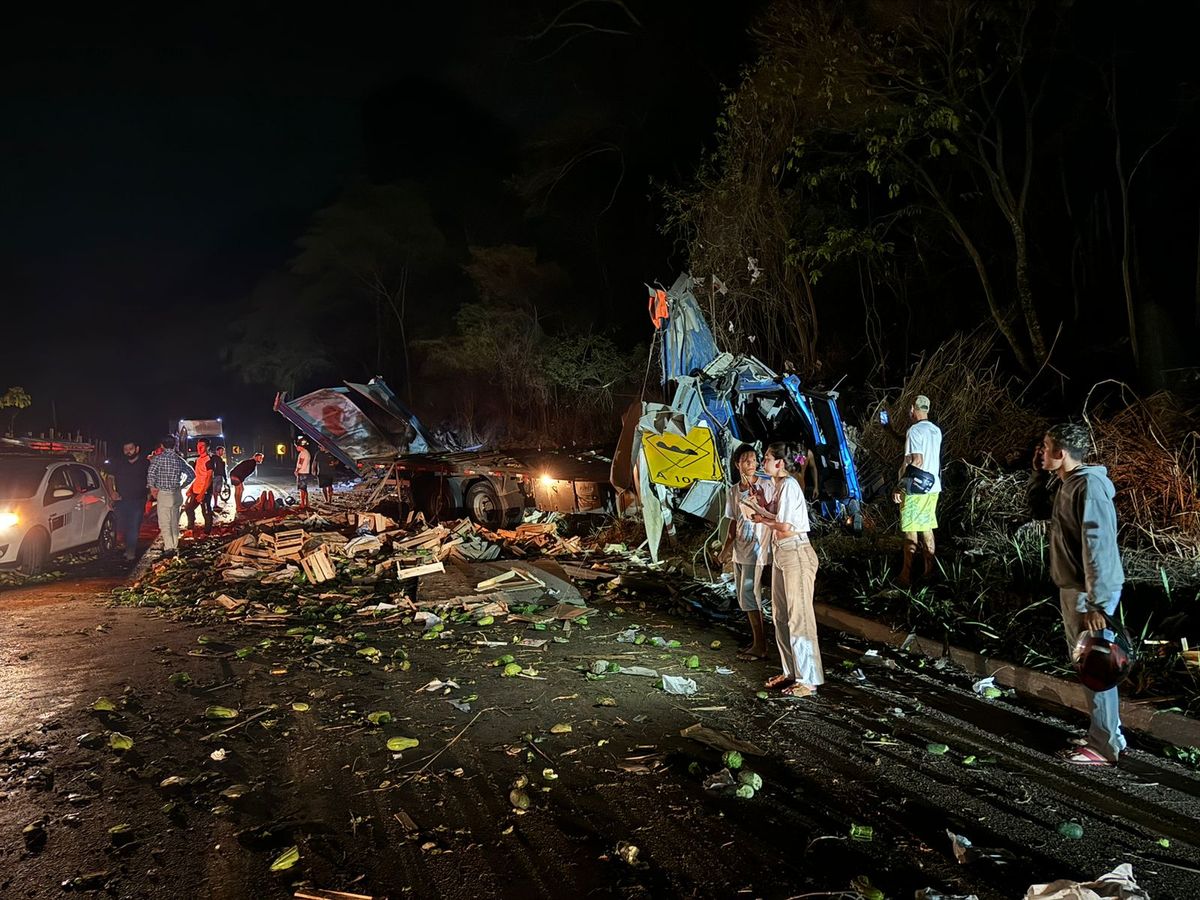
[771, 539, 823, 686]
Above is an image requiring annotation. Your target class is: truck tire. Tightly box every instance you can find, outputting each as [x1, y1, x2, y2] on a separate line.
[18, 528, 50, 576]
[466, 480, 503, 529]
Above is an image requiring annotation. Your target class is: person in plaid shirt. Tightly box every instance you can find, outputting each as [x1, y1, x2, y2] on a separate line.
[146, 436, 194, 557]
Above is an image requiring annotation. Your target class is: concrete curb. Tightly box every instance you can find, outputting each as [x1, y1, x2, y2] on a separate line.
[815, 600, 1200, 749]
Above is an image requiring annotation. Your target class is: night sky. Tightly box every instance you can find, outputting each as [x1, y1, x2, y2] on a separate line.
[1, 3, 760, 449]
[6, 3, 1196, 455]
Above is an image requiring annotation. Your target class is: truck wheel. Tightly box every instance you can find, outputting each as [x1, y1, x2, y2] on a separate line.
[18, 528, 51, 576]
[466, 481, 503, 528]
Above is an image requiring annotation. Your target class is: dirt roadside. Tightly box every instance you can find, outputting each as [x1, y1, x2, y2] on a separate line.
[2, 557, 1199, 900]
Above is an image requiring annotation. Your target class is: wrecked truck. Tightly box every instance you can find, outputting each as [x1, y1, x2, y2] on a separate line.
[274, 378, 617, 527]
[612, 273, 862, 560]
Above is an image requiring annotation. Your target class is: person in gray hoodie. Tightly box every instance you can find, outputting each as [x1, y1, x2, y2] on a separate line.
[1037, 422, 1126, 764]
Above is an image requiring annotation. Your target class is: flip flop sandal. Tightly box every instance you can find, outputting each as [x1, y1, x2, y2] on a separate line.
[737, 650, 769, 661]
[764, 675, 795, 691]
[1059, 746, 1113, 766]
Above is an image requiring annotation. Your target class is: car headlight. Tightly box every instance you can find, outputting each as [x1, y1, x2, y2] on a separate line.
[0, 511, 19, 531]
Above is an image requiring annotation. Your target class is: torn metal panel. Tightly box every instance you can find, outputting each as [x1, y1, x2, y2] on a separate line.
[279, 387, 398, 468]
[679, 480, 725, 521]
[344, 379, 435, 454]
[662, 273, 721, 383]
[636, 445, 665, 562]
[638, 402, 689, 439]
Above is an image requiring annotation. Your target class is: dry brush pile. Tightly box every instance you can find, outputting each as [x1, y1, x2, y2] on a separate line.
[855, 331, 1047, 494]
[848, 334, 1200, 586]
[1086, 384, 1200, 560]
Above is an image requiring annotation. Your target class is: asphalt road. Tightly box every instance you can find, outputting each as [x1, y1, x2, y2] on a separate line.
[1, 545, 1199, 899]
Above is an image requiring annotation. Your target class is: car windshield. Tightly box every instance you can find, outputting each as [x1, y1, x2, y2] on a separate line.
[0, 458, 50, 500]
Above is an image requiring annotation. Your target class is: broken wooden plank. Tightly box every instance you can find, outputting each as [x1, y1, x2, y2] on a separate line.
[516, 522, 558, 537]
[475, 568, 545, 592]
[295, 889, 374, 900]
[396, 560, 446, 580]
[559, 562, 616, 581]
[436, 537, 464, 561]
[413, 593, 510, 615]
[679, 723, 765, 757]
[393, 526, 449, 550]
[547, 602, 594, 620]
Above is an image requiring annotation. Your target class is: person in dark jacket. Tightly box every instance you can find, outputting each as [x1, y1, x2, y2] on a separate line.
[103, 441, 150, 561]
[1038, 422, 1126, 764]
[317, 450, 343, 504]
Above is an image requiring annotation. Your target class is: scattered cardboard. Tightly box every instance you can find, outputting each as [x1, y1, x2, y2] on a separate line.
[208, 593, 247, 612]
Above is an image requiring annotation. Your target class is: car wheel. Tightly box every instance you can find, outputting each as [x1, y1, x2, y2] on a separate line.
[17, 528, 51, 576]
[466, 481, 503, 528]
[98, 515, 117, 556]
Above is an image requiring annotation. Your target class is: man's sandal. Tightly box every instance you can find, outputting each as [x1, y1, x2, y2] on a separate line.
[764, 674, 795, 690]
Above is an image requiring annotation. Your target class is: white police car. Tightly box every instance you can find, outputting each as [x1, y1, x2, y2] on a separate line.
[0, 455, 116, 574]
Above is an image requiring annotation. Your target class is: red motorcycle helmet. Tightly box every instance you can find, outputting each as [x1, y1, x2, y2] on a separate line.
[1072, 626, 1135, 692]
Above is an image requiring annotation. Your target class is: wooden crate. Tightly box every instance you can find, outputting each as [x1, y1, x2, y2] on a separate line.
[261, 529, 306, 559]
[349, 512, 397, 533]
[300, 545, 337, 584]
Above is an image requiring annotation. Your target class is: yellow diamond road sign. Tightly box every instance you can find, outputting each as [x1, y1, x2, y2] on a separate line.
[641, 427, 723, 488]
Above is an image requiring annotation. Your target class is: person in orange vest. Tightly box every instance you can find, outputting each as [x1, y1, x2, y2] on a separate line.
[184, 438, 215, 534]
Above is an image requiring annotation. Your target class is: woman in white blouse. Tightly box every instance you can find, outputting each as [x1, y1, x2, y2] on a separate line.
[752, 441, 824, 697]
